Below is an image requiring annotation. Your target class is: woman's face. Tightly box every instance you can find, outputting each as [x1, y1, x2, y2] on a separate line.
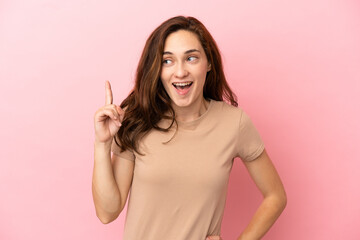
[160, 30, 211, 109]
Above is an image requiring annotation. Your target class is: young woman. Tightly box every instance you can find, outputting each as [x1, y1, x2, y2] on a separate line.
[92, 16, 287, 240]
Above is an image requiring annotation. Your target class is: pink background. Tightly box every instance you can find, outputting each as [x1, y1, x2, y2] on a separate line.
[1, 0, 359, 239]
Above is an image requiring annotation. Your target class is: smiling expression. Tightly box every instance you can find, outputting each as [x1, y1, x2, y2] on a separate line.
[160, 30, 211, 109]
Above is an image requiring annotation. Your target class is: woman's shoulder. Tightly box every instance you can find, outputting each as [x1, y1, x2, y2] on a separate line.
[211, 99, 244, 118]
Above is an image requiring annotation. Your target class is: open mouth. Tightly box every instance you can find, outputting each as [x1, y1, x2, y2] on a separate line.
[172, 81, 193, 90]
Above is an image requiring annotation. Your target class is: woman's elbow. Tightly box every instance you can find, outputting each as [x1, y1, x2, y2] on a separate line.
[96, 210, 120, 224]
[277, 189, 287, 211]
[98, 216, 114, 224]
[267, 189, 287, 212]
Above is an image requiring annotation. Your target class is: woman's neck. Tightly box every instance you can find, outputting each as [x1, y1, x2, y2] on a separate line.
[172, 97, 210, 122]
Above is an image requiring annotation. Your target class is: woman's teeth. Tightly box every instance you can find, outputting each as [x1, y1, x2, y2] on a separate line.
[172, 82, 193, 89]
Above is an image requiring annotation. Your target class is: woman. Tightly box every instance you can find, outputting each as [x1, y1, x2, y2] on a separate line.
[92, 16, 287, 240]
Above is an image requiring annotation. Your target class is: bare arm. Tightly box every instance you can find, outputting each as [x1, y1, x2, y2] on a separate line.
[92, 81, 134, 224]
[92, 141, 134, 224]
[92, 140, 120, 223]
[237, 149, 287, 240]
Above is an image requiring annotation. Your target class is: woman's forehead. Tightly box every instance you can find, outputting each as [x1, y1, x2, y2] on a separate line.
[163, 30, 204, 54]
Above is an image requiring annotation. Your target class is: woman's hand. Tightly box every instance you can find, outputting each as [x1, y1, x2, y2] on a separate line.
[94, 80, 124, 144]
[206, 235, 223, 240]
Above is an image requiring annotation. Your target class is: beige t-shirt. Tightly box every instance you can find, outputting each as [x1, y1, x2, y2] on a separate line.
[111, 99, 265, 240]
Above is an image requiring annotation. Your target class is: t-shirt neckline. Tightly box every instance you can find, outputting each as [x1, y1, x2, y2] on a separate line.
[176, 99, 214, 130]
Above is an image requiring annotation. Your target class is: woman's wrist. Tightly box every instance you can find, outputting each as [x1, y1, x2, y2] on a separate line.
[94, 138, 112, 147]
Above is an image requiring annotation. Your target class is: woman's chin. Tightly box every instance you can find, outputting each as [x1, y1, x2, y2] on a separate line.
[171, 97, 193, 108]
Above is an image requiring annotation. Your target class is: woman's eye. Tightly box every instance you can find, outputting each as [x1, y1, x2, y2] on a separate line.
[187, 56, 197, 62]
[163, 59, 172, 65]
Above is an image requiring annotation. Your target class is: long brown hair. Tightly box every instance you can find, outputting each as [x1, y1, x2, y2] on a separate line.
[115, 15, 238, 154]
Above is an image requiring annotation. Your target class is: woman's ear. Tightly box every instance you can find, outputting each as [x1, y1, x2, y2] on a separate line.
[207, 63, 211, 72]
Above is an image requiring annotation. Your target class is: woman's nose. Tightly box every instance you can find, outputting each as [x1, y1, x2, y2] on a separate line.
[174, 63, 188, 78]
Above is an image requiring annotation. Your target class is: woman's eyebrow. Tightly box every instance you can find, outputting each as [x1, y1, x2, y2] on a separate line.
[163, 49, 200, 55]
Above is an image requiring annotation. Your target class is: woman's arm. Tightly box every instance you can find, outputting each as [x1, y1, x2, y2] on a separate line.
[237, 149, 287, 240]
[92, 80, 134, 224]
[92, 140, 134, 224]
[92, 140, 122, 224]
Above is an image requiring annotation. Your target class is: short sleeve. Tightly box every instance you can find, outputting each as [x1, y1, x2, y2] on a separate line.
[111, 136, 136, 161]
[235, 110, 265, 161]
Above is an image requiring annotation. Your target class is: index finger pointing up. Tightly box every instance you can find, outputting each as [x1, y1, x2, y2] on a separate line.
[105, 80, 113, 105]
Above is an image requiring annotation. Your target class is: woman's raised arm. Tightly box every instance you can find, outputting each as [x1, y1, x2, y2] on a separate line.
[92, 81, 131, 224]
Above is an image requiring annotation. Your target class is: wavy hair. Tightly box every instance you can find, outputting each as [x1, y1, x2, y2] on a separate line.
[114, 15, 238, 155]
